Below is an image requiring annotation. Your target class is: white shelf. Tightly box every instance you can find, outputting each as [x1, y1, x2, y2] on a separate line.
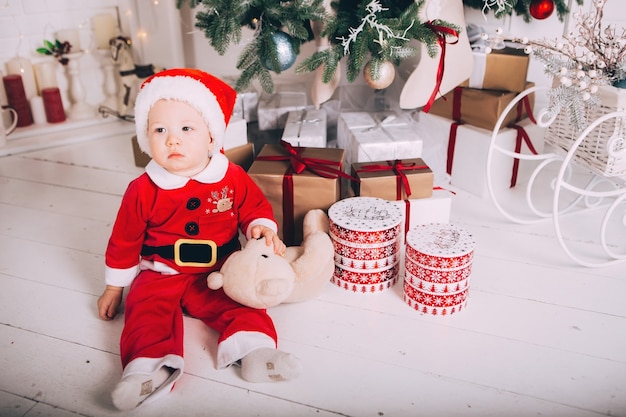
[0, 115, 136, 157]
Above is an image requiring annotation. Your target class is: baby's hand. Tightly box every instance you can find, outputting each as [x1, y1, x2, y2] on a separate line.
[250, 225, 286, 256]
[97, 286, 124, 320]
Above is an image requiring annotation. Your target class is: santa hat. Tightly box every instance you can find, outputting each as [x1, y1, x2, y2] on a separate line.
[134, 68, 237, 156]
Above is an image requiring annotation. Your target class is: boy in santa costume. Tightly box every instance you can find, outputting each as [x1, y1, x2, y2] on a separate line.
[97, 68, 301, 411]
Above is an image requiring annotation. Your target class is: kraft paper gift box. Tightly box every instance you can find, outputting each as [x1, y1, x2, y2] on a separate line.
[281, 109, 327, 148]
[351, 158, 434, 200]
[460, 47, 530, 93]
[420, 112, 546, 198]
[224, 143, 255, 171]
[428, 82, 535, 131]
[257, 84, 307, 130]
[248, 142, 346, 245]
[337, 112, 423, 172]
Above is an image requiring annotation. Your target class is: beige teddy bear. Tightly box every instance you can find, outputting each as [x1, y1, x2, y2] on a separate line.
[207, 209, 334, 309]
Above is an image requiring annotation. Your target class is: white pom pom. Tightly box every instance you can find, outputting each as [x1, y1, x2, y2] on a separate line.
[582, 92, 591, 101]
[560, 77, 572, 87]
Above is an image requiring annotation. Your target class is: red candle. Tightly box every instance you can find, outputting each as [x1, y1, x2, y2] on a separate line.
[2, 74, 33, 127]
[41, 88, 66, 123]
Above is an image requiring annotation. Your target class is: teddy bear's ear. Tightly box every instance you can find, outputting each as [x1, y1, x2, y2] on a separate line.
[207, 272, 224, 290]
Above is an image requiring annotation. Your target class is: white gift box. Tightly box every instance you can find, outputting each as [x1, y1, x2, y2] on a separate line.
[223, 117, 248, 150]
[390, 189, 453, 244]
[281, 109, 327, 148]
[417, 112, 545, 198]
[337, 112, 423, 171]
[233, 90, 259, 122]
[257, 84, 307, 130]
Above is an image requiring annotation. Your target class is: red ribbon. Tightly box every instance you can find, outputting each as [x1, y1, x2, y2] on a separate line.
[357, 160, 429, 200]
[507, 95, 538, 187]
[422, 21, 459, 113]
[446, 87, 465, 175]
[255, 140, 357, 244]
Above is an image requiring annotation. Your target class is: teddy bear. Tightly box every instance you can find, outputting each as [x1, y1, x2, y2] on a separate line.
[207, 209, 335, 309]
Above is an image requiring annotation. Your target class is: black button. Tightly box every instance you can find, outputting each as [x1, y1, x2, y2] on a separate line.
[185, 222, 199, 235]
[186, 197, 201, 210]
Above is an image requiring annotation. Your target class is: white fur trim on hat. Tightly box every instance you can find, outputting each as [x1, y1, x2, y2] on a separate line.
[134, 70, 232, 157]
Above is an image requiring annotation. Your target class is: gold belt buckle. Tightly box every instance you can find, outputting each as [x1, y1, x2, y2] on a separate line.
[174, 239, 217, 267]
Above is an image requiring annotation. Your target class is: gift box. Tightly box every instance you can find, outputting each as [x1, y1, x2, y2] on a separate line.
[390, 189, 453, 244]
[419, 112, 545, 198]
[337, 112, 423, 171]
[224, 143, 255, 171]
[281, 109, 327, 148]
[248, 142, 347, 245]
[223, 76, 259, 122]
[403, 223, 475, 315]
[351, 158, 434, 200]
[428, 82, 535, 131]
[233, 89, 259, 122]
[257, 84, 307, 130]
[328, 197, 403, 293]
[460, 47, 530, 93]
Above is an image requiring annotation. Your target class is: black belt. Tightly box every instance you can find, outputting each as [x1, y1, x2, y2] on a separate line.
[141, 235, 240, 267]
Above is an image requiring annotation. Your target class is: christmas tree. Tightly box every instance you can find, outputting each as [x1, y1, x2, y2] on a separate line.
[462, 0, 583, 22]
[179, 0, 459, 93]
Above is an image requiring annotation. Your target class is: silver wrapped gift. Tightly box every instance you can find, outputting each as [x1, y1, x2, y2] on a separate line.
[337, 112, 424, 171]
[257, 86, 307, 131]
[281, 109, 327, 148]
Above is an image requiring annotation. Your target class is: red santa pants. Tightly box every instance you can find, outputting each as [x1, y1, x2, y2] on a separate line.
[120, 269, 278, 368]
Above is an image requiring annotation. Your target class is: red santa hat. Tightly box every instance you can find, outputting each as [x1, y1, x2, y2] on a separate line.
[134, 68, 237, 156]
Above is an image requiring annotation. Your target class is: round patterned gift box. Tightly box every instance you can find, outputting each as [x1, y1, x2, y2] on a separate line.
[334, 252, 399, 270]
[403, 280, 468, 311]
[404, 271, 469, 294]
[332, 237, 400, 260]
[405, 223, 475, 270]
[404, 257, 472, 284]
[403, 223, 475, 314]
[329, 197, 403, 293]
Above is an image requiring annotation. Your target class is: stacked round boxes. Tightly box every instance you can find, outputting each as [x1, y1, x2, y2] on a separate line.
[328, 197, 403, 293]
[403, 223, 475, 315]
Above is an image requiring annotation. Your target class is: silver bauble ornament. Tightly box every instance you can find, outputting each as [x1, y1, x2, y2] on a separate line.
[262, 31, 297, 72]
[363, 60, 395, 90]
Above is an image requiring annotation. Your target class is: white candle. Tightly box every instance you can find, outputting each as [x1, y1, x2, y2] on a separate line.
[92, 13, 117, 49]
[6, 57, 37, 99]
[30, 96, 47, 125]
[55, 28, 81, 52]
[34, 60, 58, 94]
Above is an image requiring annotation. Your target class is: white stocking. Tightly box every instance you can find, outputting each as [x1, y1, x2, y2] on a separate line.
[399, 0, 473, 109]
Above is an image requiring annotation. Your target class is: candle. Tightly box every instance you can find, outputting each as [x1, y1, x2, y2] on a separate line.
[2, 74, 33, 127]
[6, 56, 37, 99]
[30, 96, 47, 125]
[0, 70, 7, 106]
[42, 87, 66, 123]
[34, 61, 58, 94]
[92, 13, 116, 49]
[55, 28, 81, 52]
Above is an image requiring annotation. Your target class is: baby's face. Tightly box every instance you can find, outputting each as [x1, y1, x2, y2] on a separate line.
[147, 99, 213, 177]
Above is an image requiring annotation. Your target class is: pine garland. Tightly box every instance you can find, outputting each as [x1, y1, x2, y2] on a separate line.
[462, 0, 583, 22]
[296, 0, 459, 84]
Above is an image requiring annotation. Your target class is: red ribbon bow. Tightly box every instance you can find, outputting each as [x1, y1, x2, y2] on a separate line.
[357, 160, 429, 200]
[422, 21, 460, 113]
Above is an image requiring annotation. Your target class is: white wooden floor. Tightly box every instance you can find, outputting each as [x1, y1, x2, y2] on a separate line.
[1, 119, 625, 417]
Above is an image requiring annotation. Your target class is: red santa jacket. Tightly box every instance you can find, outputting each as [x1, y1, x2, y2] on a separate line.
[104, 153, 276, 287]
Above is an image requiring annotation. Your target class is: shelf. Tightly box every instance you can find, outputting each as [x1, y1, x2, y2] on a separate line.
[0, 115, 136, 157]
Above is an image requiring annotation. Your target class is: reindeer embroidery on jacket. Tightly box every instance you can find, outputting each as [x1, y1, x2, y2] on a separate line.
[208, 186, 233, 213]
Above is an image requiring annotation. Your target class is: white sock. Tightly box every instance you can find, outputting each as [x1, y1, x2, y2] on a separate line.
[240, 348, 302, 383]
[111, 366, 173, 410]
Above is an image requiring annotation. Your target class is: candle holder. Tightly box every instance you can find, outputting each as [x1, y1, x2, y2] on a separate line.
[64, 52, 95, 120]
[96, 49, 119, 111]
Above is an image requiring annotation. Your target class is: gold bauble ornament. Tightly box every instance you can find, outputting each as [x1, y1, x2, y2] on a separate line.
[363, 60, 395, 90]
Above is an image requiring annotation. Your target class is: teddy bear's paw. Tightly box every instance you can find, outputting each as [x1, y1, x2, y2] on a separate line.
[240, 347, 302, 383]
